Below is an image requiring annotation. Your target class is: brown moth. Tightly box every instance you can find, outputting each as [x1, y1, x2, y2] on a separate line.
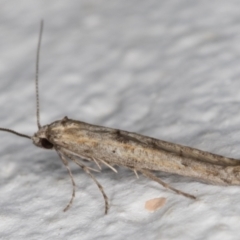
[1, 21, 240, 214]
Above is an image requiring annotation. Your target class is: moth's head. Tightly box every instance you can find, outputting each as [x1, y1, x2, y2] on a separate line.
[32, 125, 54, 150]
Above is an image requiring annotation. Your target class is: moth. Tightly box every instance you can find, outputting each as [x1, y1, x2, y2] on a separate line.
[1, 21, 240, 214]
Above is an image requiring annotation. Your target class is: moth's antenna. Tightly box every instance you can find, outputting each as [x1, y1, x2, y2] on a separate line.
[0, 128, 31, 139]
[36, 20, 44, 130]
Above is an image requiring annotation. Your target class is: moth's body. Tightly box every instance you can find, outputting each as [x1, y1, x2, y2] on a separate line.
[33, 117, 240, 188]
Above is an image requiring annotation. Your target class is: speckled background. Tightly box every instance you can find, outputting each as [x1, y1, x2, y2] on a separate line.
[1, 1, 240, 239]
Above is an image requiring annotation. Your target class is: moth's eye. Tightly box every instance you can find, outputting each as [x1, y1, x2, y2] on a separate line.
[41, 138, 53, 149]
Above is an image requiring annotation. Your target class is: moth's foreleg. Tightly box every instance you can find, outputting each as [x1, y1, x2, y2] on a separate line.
[139, 169, 196, 200]
[56, 151, 76, 212]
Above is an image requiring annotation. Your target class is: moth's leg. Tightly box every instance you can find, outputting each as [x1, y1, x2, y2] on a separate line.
[67, 154, 109, 214]
[56, 151, 76, 212]
[98, 159, 118, 173]
[72, 157, 100, 173]
[126, 166, 139, 179]
[133, 169, 139, 178]
[70, 155, 100, 172]
[139, 169, 196, 200]
[92, 157, 102, 170]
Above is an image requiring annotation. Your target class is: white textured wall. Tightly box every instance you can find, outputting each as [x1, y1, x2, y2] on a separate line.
[1, 1, 240, 239]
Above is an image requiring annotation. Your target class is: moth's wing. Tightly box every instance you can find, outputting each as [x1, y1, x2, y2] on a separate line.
[48, 119, 240, 167]
[122, 131, 240, 167]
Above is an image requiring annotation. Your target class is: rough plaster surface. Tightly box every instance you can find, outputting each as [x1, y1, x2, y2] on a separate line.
[1, 1, 240, 240]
